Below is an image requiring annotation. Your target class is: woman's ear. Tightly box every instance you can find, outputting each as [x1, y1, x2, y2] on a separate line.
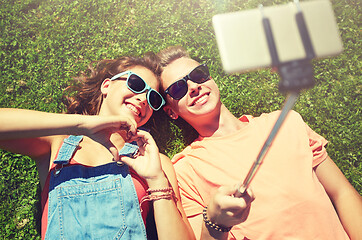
[101, 79, 111, 96]
[163, 105, 178, 120]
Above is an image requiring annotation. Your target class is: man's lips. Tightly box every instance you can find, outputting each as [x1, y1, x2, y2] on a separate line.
[191, 93, 209, 106]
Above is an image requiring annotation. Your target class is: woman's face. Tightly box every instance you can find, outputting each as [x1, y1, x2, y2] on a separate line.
[100, 65, 160, 127]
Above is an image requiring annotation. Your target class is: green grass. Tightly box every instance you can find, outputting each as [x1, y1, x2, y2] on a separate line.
[0, 0, 360, 238]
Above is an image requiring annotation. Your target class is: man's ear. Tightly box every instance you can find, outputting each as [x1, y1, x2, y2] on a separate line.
[101, 79, 111, 96]
[163, 105, 179, 120]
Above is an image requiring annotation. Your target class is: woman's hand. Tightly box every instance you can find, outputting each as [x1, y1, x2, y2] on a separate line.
[119, 130, 164, 183]
[79, 115, 138, 161]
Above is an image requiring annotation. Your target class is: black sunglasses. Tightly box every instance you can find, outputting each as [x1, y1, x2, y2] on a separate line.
[165, 64, 210, 100]
[110, 71, 165, 111]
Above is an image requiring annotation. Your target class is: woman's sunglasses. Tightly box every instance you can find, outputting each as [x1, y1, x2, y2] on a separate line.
[165, 64, 210, 100]
[110, 71, 165, 111]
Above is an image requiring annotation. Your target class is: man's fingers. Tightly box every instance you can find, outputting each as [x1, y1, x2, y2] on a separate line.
[218, 185, 240, 195]
[246, 188, 255, 202]
[217, 185, 254, 202]
[220, 195, 248, 210]
[215, 185, 255, 210]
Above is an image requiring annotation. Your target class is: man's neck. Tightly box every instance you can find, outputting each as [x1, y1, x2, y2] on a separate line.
[191, 104, 247, 138]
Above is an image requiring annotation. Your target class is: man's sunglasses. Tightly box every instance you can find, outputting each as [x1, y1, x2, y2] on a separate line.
[165, 64, 210, 100]
[110, 71, 165, 111]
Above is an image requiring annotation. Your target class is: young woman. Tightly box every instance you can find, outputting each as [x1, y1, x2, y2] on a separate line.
[0, 53, 195, 240]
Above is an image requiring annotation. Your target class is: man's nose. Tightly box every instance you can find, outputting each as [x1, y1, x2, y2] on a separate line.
[188, 80, 201, 97]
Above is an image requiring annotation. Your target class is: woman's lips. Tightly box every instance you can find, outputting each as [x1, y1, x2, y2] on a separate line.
[126, 103, 141, 117]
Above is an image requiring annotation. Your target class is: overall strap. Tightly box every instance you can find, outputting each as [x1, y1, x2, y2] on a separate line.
[53, 135, 83, 165]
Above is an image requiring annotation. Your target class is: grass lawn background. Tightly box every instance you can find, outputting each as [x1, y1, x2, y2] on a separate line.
[0, 0, 360, 238]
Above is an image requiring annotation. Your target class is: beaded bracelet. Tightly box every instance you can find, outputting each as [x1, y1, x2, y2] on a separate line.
[203, 206, 232, 232]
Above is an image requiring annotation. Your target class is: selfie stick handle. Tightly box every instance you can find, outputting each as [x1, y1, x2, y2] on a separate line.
[235, 92, 298, 197]
[235, 1, 315, 198]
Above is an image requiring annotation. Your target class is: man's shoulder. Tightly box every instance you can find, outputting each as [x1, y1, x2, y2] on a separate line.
[248, 110, 303, 124]
[171, 145, 191, 165]
[171, 142, 199, 164]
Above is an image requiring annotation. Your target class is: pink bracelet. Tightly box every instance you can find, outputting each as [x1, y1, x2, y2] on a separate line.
[140, 193, 173, 205]
[146, 187, 173, 193]
[139, 188, 177, 212]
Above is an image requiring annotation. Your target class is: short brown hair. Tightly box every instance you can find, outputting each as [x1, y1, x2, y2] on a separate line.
[157, 46, 190, 69]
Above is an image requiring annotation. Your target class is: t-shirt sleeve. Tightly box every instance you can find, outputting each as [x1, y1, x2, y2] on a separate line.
[304, 123, 329, 168]
[172, 153, 205, 218]
[177, 176, 205, 217]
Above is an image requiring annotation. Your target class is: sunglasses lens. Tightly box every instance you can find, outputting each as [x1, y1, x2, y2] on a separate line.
[165, 65, 209, 100]
[189, 65, 209, 83]
[148, 90, 163, 110]
[128, 74, 146, 92]
[168, 80, 188, 100]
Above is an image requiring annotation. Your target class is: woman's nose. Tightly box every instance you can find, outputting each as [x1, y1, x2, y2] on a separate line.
[136, 92, 148, 106]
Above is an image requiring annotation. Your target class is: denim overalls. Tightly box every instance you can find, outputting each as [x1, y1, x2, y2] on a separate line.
[45, 135, 147, 240]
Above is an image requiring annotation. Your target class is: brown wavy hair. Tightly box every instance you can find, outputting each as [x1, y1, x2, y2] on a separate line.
[64, 52, 161, 115]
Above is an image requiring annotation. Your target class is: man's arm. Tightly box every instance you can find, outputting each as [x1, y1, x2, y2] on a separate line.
[315, 156, 362, 240]
[187, 186, 254, 240]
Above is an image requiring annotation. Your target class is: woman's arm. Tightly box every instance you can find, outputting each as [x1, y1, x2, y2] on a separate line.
[120, 131, 195, 240]
[151, 154, 196, 240]
[315, 156, 362, 240]
[0, 108, 137, 160]
[0, 108, 72, 159]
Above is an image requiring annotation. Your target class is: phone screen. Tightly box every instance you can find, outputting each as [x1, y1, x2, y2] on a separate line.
[212, 0, 343, 73]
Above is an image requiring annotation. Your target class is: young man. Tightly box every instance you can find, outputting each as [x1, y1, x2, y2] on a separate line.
[157, 46, 362, 240]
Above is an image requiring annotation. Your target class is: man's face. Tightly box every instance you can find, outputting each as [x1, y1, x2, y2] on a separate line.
[160, 57, 221, 122]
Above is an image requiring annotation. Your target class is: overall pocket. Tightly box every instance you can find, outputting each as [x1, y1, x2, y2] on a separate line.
[57, 177, 127, 240]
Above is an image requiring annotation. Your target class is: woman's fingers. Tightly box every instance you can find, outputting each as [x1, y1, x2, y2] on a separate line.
[109, 145, 119, 162]
[128, 130, 159, 153]
[118, 155, 135, 168]
[115, 116, 137, 139]
[133, 130, 156, 144]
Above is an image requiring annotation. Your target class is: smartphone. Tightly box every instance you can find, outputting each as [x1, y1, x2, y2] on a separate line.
[212, 0, 343, 73]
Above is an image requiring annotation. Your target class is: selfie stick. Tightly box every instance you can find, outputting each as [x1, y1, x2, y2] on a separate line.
[235, 0, 315, 197]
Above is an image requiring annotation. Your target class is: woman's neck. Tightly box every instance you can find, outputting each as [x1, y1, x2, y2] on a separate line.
[74, 132, 127, 167]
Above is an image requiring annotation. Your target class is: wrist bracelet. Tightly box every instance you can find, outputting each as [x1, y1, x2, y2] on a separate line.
[139, 187, 177, 212]
[147, 187, 173, 193]
[203, 206, 232, 232]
